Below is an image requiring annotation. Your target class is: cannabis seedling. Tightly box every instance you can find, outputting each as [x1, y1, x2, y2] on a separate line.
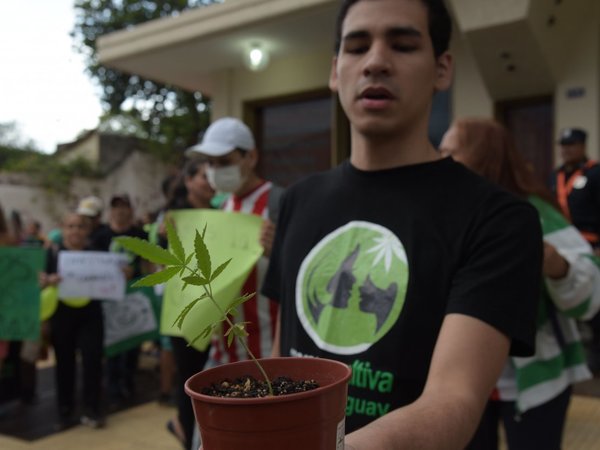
[114, 222, 273, 396]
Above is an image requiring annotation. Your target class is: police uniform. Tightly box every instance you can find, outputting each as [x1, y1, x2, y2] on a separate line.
[550, 127, 600, 374]
[550, 128, 600, 248]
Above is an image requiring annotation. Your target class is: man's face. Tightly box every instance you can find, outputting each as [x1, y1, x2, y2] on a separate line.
[560, 142, 586, 166]
[205, 149, 257, 194]
[62, 214, 90, 249]
[110, 202, 132, 226]
[330, 0, 452, 137]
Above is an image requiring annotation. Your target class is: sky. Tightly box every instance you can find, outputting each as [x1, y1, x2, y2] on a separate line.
[0, 0, 103, 154]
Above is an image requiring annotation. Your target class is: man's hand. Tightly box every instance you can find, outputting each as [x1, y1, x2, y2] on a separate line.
[543, 242, 569, 280]
[122, 265, 135, 280]
[342, 314, 510, 449]
[260, 219, 276, 257]
[39, 272, 61, 287]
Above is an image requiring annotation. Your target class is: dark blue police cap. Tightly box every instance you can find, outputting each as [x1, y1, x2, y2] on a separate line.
[559, 128, 587, 145]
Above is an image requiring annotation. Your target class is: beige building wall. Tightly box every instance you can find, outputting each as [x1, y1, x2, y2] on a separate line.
[0, 151, 170, 236]
[554, 1, 600, 161]
[101, 151, 169, 220]
[211, 47, 332, 119]
[0, 175, 71, 234]
[57, 133, 101, 164]
[450, 33, 494, 120]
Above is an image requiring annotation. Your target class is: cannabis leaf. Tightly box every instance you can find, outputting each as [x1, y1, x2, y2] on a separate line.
[113, 223, 273, 395]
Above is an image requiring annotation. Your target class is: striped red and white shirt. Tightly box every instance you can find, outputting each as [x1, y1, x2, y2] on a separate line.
[209, 180, 279, 364]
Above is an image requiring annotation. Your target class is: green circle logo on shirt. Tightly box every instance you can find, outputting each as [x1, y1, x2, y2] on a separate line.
[296, 221, 408, 354]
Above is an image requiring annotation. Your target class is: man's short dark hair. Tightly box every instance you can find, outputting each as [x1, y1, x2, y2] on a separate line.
[183, 158, 205, 179]
[333, 0, 452, 58]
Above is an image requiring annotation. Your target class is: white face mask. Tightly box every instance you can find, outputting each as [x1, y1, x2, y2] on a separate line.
[205, 164, 245, 193]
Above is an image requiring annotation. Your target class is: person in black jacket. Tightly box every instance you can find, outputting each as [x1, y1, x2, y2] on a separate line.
[549, 127, 600, 374]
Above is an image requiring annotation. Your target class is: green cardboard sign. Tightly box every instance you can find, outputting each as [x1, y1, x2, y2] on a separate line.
[160, 209, 263, 350]
[0, 247, 45, 340]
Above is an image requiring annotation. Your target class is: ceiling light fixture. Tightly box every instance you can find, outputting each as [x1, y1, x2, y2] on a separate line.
[244, 44, 270, 71]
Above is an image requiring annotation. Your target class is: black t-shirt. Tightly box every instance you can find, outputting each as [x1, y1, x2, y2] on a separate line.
[91, 225, 148, 278]
[262, 158, 542, 432]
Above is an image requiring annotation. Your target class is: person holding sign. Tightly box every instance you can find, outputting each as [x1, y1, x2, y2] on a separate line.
[91, 194, 149, 406]
[40, 212, 105, 430]
[0, 203, 17, 375]
[186, 117, 281, 367]
[186, 118, 281, 450]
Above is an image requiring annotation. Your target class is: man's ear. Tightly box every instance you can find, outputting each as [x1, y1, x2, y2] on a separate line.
[328, 56, 339, 93]
[434, 51, 453, 92]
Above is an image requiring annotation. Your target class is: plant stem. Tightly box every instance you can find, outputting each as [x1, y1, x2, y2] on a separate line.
[206, 291, 274, 397]
[185, 264, 274, 396]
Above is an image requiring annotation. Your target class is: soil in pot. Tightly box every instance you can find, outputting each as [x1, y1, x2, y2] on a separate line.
[202, 375, 319, 398]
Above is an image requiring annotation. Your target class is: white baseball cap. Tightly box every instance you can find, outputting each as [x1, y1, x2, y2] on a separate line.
[76, 196, 103, 217]
[186, 117, 255, 157]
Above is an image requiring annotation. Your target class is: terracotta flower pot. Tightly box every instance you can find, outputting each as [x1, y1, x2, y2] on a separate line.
[185, 357, 352, 450]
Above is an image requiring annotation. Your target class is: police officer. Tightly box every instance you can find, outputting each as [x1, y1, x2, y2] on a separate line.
[550, 127, 600, 374]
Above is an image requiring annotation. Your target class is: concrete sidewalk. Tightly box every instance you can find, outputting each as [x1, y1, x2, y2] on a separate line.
[0, 402, 181, 450]
[1, 394, 599, 449]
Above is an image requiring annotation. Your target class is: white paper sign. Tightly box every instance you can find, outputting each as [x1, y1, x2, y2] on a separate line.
[57, 251, 128, 301]
[103, 291, 157, 347]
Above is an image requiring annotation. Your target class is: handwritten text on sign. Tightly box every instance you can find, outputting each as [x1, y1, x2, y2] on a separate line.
[58, 251, 128, 301]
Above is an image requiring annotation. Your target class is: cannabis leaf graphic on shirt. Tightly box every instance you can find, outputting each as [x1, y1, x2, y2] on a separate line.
[365, 231, 407, 273]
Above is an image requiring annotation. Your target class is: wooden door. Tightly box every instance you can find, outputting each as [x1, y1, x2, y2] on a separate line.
[496, 97, 554, 183]
[246, 90, 333, 187]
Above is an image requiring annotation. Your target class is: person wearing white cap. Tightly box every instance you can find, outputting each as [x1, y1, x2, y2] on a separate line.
[76, 196, 107, 244]
[76, 196, 103, 219]
[186, 116, 284, 450]
[186, 116, 280, 367]
[187, 117, 260, 196]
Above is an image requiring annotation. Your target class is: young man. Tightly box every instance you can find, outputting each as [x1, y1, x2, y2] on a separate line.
[261, 1, 543, 449]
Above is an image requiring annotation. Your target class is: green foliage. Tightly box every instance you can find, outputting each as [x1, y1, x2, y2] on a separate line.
[0, 122, 38, 151]
[114, 220, 273, 394]
[0, 120, 101, 199]
[0, 145, 41, 170]
[0, 122, 43, 169]
[4, 152, 101, 195]
[72, 0, 218, 153]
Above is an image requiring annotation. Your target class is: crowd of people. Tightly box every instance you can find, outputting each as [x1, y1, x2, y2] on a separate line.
[2, 1, 600, 449]
[0, 116, 282, 447]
